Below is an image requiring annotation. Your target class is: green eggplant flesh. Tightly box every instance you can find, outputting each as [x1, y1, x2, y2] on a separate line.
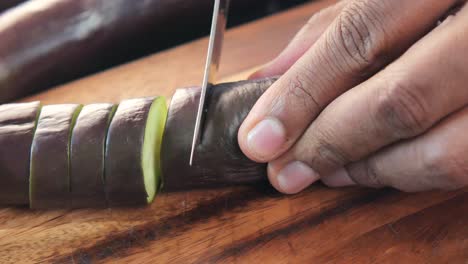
[105, 97, 166, 207]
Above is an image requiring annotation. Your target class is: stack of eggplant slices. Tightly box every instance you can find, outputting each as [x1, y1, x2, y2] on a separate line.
[0, 78, 275, 209]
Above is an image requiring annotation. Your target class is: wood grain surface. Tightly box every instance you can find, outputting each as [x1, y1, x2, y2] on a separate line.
[1, 0, 467, 263]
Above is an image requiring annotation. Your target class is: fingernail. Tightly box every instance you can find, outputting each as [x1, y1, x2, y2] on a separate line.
[247, 117, 286, 159]
[277, 161, 320, 194]
[323, 167, 356, 187]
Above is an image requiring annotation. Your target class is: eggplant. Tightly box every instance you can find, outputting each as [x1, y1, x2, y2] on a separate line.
[105, 97, 167, 207]
[0, 79, 276, 207]
[0, 101, 41, 205]
[0, 0, 265, 103]
[30, 104, 82, 209]
[70, 104, 116, 208]
[161, 78, 277, 191]
[0, 0, 213, 102]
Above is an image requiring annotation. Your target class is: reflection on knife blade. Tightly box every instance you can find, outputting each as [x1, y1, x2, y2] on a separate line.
[190, 0, 230, 166]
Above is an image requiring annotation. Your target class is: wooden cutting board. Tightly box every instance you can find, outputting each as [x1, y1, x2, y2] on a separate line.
[1, 0, 467, 263]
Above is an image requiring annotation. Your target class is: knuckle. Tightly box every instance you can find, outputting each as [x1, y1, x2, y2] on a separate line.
[332, 0, 386, 73]
[309, 130, 353, 171]
[360, 159, 386, 188]
[374, 77, 431, 139]
[346, 159, 386, 188]
[353, 158, 386, 188]
[285, 72, 321, 111]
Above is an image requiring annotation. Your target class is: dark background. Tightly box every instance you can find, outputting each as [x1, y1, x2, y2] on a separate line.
[99, 0, 311, 76]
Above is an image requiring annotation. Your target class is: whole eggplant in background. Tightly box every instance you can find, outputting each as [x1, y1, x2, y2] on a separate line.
[0, 0, 215, 102]
[0, 0, 309, 103]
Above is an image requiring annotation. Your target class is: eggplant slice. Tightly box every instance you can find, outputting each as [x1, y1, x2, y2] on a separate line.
[161, 78, 277, 191]
[30, 104, 82, 209]
[105, 97, 167, 207]
[70, 104, 116, 208]
[0, 79, 275, 208]
[0, 102, 41, 205]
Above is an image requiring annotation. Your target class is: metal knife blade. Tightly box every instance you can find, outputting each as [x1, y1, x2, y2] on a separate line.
[190, 0, 230, 166]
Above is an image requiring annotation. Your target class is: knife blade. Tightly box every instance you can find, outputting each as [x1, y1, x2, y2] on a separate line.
[190, 0, 230, 166]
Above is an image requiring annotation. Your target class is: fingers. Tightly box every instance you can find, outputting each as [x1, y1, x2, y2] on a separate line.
[269, 2, 468, 194]
[239, 0, 458, 163]
[327, 105, 468, 192]
[249, 1, 346, 79]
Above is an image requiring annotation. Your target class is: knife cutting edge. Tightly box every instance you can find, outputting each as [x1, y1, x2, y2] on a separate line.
[190, 0, 230, 166]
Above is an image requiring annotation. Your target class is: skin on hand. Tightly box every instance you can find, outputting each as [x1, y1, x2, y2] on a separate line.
[249, 1, 347, 79]
[238, 0, 468, 194]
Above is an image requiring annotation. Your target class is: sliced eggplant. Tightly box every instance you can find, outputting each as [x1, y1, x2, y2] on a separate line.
[161, 78, 277, 191]
[0, 79, 275, 207]
[70, 104, 116, 208]
[105, 97, 167, 207]
[0, 101, 41, 205]
[30, 104, 82, 209]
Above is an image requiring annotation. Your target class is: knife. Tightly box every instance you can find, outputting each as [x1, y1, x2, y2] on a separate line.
[190, 0, 230, 166]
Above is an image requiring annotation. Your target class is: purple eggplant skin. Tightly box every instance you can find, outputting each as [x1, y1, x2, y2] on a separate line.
[0, 0, 257, 103]
[30, 104, 82, 209]
[0, 101, 41, 205]
[161, 78, 277, 192]
[105, 97, 154, 207]
[70, 104, 116, 208]
[0, 0, 212, 102]
[0, 0, 275, 103]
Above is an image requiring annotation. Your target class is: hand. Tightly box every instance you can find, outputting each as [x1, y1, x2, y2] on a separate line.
[238, 0, 468, 193]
